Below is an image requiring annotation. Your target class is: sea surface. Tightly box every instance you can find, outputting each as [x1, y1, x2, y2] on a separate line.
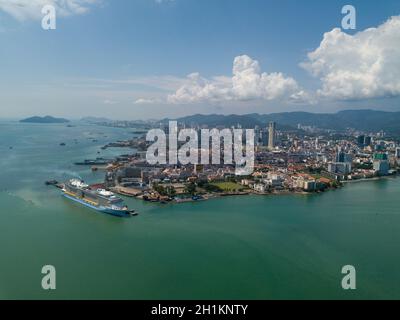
[0, 120, 400, 300]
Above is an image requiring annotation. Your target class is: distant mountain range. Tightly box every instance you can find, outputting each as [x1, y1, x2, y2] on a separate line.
[172, 110, 400, 134]
[28, 110, 398, 134]
[20, 116, 69, 124]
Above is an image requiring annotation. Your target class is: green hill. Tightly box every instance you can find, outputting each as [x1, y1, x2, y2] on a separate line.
[20, 116, 69, 124]
[173, 110, 400, 134]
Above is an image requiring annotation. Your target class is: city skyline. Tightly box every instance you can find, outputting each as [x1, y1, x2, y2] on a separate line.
[0, 0, 400, 119]
[3, 0, 400, 304]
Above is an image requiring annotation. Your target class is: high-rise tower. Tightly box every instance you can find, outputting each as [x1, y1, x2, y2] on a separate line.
[268, 122, 276, 150]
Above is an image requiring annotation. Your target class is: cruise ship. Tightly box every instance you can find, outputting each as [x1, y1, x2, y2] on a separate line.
[62, 179, 136, 217]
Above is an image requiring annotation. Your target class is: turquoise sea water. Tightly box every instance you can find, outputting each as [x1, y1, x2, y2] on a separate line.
[0, 121, 400, 300]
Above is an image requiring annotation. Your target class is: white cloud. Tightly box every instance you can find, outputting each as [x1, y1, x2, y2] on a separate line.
[84, 75, 187, 92]
[0, 0, 100, 21]
[301, 16, 400, 100]
[134, 98, 161, 104]
[168, 55, 305, 104]
[103, 99, 118, 105]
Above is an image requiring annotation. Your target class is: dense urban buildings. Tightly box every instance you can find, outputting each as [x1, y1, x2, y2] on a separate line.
[91, 119, 400, 203]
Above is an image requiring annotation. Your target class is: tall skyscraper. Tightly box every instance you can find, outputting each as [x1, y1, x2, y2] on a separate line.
[357, 135, 365, 147]
[268, 122, 276, 150]
[328, 162, 352, 175]
[373, 153, 390, 176]
[254, 126, 261, 146]
[364, 136, 372, 146]
[335, 147, 346, 163]
[261, 129, 268, 147]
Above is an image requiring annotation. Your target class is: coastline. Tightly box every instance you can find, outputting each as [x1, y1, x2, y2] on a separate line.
[342, 175, 398, 183]
[110, 173, 399, 205]
[3, 117, 400, 299]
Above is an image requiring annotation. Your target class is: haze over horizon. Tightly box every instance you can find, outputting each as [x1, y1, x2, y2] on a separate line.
[8, 108, 400, 126]
[1, 0, 400, 119]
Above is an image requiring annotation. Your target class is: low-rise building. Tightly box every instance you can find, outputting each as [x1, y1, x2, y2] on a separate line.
[253, 183, 267, 193]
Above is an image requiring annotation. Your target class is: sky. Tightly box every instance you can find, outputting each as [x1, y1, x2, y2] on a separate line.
[0, 0, 399, 120]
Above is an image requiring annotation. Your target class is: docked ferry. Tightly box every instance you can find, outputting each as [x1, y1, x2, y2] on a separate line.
[62, 179, 136, 217]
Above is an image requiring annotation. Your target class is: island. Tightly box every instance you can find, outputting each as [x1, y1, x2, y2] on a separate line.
[20, 116, 69, 124]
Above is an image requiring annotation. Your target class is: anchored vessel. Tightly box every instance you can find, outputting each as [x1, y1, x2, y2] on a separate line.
[62, 179, 136, 217]
[74, 158, 112, 166]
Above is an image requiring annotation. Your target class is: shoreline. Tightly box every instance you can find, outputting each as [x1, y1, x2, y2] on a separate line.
[111, 174, 399, 205]
[342, 175, 398, 183]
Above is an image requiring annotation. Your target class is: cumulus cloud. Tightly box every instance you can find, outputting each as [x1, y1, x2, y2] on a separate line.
[0, 0, 99, 21]
[168, 55, 305, 104]
[301, 16, 400, 100]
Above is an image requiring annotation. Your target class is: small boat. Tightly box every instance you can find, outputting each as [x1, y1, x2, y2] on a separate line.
[192, 195, 205, 201]
[74, 158, 112, 166]
[45, 180, 58, 186]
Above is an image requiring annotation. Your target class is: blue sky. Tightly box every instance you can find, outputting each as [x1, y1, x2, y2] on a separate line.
[0, 0, 399, 119]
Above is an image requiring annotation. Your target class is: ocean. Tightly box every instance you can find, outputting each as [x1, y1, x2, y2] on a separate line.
[0, 120, 399, 299]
